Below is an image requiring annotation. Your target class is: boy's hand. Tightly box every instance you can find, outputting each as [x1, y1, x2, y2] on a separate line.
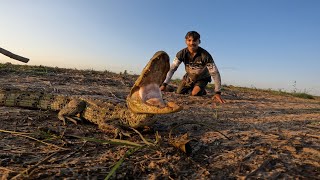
[160, 83, 167, 91]
[213, 94, 226, 104]
[160, 85, 166, 91]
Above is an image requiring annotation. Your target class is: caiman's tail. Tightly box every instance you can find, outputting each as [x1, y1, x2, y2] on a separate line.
[0, 90, 69, 111]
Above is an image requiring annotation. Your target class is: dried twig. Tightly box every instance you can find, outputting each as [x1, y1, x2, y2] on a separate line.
[245, 158, 279, 178]
[130, 127, 154, 146]
[0, 129, 67, 150]
[0, 149, 63, 155]
[169, 121, 231, 140]
[0, 167, 14, 172]
[69, 135, 143, 147]
[107, 89, 123, 101]
[168, 121, 231, 155]
[0, 129, 31, 135]
[11, 150, 64, 179]
[304, 133, 320, 139]
[241, 151, 255, 161]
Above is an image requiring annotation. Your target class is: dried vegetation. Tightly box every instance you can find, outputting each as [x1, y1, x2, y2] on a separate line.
[0, 63, 319, 179]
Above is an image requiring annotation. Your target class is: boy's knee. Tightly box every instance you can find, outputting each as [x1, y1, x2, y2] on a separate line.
[191, 87, 207, 96]
[191, 86, 201, 95]
[191, 91, 202, 96]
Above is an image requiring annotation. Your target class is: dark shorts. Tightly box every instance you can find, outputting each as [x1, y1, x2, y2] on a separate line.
[176, 74, 211, 96]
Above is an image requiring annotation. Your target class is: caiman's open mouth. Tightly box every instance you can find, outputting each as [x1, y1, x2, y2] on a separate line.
[127, 51, 182, 114]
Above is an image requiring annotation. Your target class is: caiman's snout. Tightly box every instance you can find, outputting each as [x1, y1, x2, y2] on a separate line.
[127, 51, 182, 114]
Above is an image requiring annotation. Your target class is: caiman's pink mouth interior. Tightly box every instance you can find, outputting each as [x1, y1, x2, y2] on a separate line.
[139, 83, 166, 108]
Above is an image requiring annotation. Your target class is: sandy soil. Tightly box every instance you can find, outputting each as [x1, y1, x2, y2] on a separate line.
[0, 63, 319, 179]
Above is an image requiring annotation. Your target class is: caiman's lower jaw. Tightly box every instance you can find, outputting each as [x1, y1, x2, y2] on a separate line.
[127, 84, 182, 114]
[127, 51, 182, 114]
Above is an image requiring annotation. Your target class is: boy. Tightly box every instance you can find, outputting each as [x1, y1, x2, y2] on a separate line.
[160, 31, 225, 104]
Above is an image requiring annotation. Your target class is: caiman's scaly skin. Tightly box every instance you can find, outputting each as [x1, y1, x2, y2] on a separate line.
[0, 51, 182, 136]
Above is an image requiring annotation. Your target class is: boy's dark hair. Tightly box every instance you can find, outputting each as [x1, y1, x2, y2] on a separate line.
[185, 31, 201, 41]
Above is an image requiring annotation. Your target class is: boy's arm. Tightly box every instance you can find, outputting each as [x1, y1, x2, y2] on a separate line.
[206, 62, 222, 93]
[160, 57, 182, 90]
[207, 62, 226, 104]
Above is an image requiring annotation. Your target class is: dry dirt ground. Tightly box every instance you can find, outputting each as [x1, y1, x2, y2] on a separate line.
[0, 63, 319, 179]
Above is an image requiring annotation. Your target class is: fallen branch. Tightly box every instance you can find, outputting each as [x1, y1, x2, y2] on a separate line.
[0, 47, 29, 63]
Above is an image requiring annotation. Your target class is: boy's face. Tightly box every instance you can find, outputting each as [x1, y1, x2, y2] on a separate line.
[185, 36, 200, 52]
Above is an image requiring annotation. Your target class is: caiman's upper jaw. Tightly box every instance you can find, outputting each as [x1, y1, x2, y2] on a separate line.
[127, 51, 182, 114]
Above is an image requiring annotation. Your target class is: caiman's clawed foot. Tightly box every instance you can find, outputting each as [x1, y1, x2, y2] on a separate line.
[114, 128, 131, 139]
[58, 99, 86, 125]
[98, 123, 131, 139]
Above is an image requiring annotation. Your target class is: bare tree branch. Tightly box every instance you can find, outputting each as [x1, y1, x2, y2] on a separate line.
[0, 47, 29, 63]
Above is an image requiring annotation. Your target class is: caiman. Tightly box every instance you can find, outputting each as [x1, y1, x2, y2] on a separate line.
[0, 51, 182, 137]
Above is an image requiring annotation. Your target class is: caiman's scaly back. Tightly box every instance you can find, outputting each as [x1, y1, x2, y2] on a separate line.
[0, 51, 182, 136]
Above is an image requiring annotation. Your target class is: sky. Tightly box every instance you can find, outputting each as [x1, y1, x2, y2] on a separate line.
[1, 0, 320, 95]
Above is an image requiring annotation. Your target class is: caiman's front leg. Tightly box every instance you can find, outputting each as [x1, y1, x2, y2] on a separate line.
[58, 99, 86, 125]
[57, 99, 129, 138]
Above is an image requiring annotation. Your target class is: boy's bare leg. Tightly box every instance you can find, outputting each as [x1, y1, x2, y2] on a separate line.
[191, 86, 201, 96]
